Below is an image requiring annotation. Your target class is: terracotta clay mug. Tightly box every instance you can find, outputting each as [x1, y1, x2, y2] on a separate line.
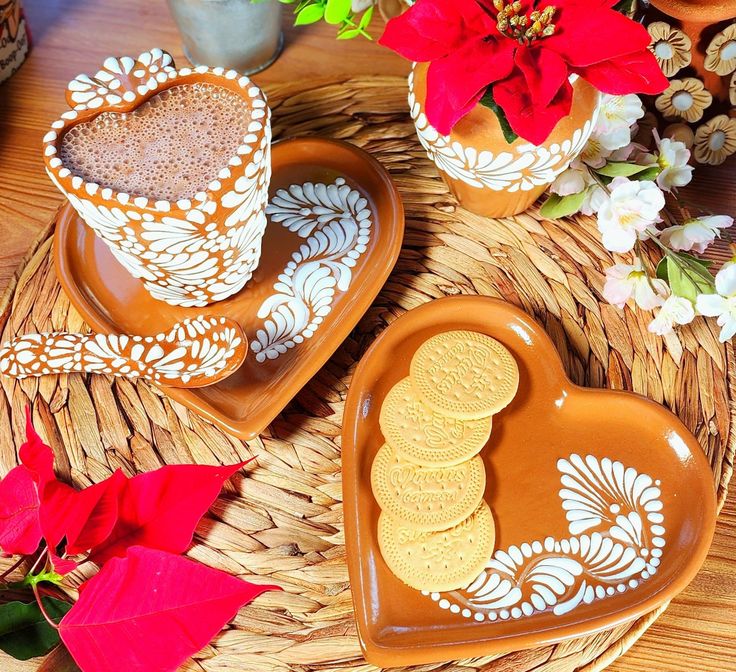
[409, 63, 600, 218]
[43, 48, 271, 307]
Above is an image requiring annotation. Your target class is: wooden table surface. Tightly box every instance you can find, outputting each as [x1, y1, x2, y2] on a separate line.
[0, 1, 734, 670]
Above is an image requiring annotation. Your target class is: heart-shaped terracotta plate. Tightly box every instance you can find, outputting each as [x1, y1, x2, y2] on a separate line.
[54, 137, 404, 439]
[342, 296, 717, 667]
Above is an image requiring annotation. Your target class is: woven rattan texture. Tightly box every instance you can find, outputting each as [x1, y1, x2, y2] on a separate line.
[0, 77, 733, 672]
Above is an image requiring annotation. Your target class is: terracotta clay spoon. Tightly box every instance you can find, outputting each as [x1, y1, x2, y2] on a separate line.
[0, 315, 247, 388]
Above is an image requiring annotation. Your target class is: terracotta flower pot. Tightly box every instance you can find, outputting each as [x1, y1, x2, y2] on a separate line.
[43, 48, 271, 307]
[409, 63, 600, 218]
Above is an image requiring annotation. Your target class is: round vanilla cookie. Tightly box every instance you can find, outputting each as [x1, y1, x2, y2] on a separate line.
[410, 330, 519, 420]
[370, 444, 486, 531]
[379, 378, 492, 466]
[377, 501, 495, 592]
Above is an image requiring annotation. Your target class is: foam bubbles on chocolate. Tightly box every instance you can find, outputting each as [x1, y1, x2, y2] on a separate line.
[59, 83, 252, 202]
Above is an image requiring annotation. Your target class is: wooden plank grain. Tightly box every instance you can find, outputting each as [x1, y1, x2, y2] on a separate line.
[0, 0, 734, 670]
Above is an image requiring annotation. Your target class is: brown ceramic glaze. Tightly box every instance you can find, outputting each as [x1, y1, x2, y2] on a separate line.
[651, 0, 736, 22]
[409, 64, 600, 218]
[342, 296, 717, 668]
[54, 137, 404, 439]
[44, 48, 271, 307]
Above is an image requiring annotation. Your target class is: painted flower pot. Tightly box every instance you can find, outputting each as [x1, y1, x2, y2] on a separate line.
[409, 63, 600, 218]
[43, 48, 271, 308]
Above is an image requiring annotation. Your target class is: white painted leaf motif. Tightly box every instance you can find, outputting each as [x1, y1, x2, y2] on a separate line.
[408, 70, 598, 193]
[427, 454, 666, 623]
[252, 178, 372, 363]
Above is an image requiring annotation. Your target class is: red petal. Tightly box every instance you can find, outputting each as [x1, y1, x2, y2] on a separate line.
[515, 46, 568, 108]
[379, 0, 494, 61]
[544, 3, 653, 67]
[577, 50, 669, 95]
[494, 71, 573, 145]
[68, 471, 126, 554]
[60, 547, 280, 672]
[0, 466, 42, 555]
[425, 37, 516, 134]
[90, 462, 247, 565]
[50, 552, 79, 575]
[19, 408, 55, 487]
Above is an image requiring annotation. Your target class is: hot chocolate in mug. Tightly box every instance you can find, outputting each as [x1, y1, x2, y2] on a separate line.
[43, 48, 271, 307]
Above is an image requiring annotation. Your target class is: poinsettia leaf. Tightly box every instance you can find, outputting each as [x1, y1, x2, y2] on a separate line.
[19, 409, 55, 487]
[49, 553, 79, 576]
[666, 254, 716, 303]
[41, 470, 126, 554]
[0, 466, 42, 555]
[540, 191, 588, 219]
[596, 162, 656, 178]
[479, 89, 518, 144]
[60, 547, 279, 672]
[0, 598, 71, 660]
[90, 462, 247, 564]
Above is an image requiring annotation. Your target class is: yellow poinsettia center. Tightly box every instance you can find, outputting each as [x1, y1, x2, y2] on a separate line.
[494, 0, 557, 44]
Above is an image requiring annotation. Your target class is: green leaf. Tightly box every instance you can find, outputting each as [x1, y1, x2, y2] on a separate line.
[324, 0, 351, 24]
[540, 190, 588, 219]
[358, 5, 373, 29]
[635, 167, 662, 182]
[656, 257, 669, 283]
[295, 3, 325, 24]
[614, 0, 635, 15]
[666, 254, 716, 303]
[596, 162, 658, 178]
[337, 27, 362, 39]
[0, 598, 72, 661]
[479, 90, 518, 144]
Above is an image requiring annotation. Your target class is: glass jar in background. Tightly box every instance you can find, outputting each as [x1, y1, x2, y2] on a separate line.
[167, 0, 283, 75]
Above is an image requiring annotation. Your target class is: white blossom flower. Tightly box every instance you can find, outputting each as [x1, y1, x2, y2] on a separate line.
[550, 162, 589, 196]
[660, 215, 733, 253]
[596, 177, 665, 253]
[696, 262, 736, 341]
[603, 261, 668, 310]
[580, 184, 608, 216]
[648, 294, 696, 335]
[655, 136, 693, 191]
[579, 135, 613, 168]
[594, 94, 645, 151]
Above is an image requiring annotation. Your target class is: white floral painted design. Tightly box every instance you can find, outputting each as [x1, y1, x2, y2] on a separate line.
[0, 316, 243, 386]
[425, 454, 665, 622]
[67, 48, 175, 111]
[252, 178, 372, 362]
[408, 71, 597, 193]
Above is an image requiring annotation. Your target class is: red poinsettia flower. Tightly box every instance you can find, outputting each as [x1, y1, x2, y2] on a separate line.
[380, 0, 668, 144]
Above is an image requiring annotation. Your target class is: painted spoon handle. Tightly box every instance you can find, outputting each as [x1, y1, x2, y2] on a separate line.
[0, 331, 171, 380]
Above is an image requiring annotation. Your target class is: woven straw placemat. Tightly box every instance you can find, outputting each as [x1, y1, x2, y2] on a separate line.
[0, 77, 733, 672]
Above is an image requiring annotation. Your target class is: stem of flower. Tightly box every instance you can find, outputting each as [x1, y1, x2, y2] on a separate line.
[28, 547, 49, 576]
[0, 556, 25, 584]
[32, 582, 59, 630]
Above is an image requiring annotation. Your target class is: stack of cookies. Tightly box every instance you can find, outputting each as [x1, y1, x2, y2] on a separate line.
[372, 330, 519, 592]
